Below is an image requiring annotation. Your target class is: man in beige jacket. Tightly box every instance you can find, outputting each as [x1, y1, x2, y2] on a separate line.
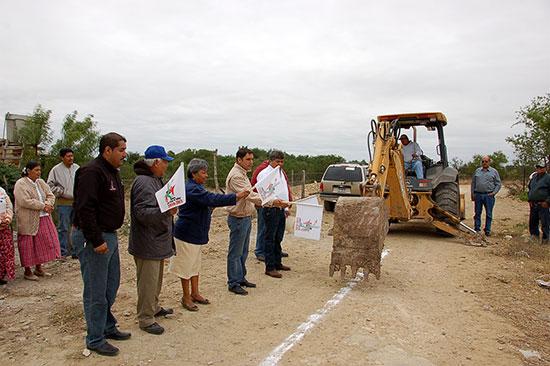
[225, 148, 287, 295]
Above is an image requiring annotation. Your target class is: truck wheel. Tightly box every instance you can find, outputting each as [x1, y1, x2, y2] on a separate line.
[434, 182, 459, 217]
[324, 201, 336, 212]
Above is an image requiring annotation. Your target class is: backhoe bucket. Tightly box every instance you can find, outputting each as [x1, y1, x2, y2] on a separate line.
[329, 197, 388, 280]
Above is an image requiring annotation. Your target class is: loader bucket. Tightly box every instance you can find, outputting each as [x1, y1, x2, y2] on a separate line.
[330, 197, 388, 280]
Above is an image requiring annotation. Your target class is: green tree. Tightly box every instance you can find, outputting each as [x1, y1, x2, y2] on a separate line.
[453, 151, 509, 179]
[0, 163, 23, 201]
[15, 104, 53, 163]
[45, 111, 101, 175]
[506, 93, 550, 166]
[49, 111, 101, 166]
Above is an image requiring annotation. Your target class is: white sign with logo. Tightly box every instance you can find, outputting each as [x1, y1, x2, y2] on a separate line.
[155, 163, 186, 213]
[254, 165, 287, 205]
[294, 195, 323, 241]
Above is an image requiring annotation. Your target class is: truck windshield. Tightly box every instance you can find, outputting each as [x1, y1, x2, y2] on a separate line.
[324, 166, 363, 182]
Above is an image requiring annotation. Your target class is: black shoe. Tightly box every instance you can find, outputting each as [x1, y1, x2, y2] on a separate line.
[240, 280, 256, 288]
[140, 322, 164, 335]
[88, 342, 119, 356]
[256, 255, 265, 262]
[105, 329, 131, 341]
[485, 232, 491, 237]
[0, 279, 7, 285]
[155, 307, 173, 317]
[71, 254, 79, 259]
[282, 252, 289, 257]
[229, 285, 248, 295]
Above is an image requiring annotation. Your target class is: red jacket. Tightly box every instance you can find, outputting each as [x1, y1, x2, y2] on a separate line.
[251, 160, 293, 201]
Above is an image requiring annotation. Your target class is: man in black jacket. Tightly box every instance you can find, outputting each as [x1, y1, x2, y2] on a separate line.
[72, 132, 129, 356]
[528, 161, 550, 245]
[129, 145, 178, 335]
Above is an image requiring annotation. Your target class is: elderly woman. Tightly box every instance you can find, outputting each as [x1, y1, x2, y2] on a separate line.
[0, 186, 15, 285]
[169, 158, 249, 311]
[14, 161, 60, 281]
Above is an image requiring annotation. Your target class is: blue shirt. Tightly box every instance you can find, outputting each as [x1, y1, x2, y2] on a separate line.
[471, 167, 501, 196]
[174, 179, 236, 245]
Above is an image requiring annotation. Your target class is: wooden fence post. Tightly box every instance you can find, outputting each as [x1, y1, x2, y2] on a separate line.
[213, 149, 220, 193]
[301, 170, 306, 199]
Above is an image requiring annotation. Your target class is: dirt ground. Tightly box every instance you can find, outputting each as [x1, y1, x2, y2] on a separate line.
[1, 183, 549, 366]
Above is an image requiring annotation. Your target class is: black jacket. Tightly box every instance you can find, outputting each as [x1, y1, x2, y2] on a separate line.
[73, 155, 125, 247]
[128, 160, 175, 260]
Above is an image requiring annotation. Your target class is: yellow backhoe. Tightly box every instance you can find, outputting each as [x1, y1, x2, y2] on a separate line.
[363, 112, 467, 235]
[329, 112, 474, 279]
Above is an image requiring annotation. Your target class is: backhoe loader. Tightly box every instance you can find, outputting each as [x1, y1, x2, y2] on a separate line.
[329, 112, 469, 279]
[363, 112, 466, 234]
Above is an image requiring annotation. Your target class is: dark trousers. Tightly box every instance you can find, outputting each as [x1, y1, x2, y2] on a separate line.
[260, 207, 286, 271]
[254, 207, 266, 257]
[529, 204, 550, 240]
[474, 193, 495, 234]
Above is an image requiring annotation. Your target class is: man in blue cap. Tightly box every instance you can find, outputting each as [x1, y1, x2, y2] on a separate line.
[128, 145, 178, 335]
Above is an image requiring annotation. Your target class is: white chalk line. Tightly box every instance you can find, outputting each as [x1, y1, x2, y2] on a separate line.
[260, 249, 390, 366]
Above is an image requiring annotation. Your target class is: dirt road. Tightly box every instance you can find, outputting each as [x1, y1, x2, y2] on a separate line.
[1, 184, 548, 365]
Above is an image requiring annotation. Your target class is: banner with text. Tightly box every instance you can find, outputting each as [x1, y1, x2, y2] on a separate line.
[155, 162, 186, 213]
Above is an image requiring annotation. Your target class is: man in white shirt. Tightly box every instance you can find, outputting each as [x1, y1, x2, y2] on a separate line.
[256, 150, 292, 278]
[399, 134, 424, 179]
[47, 148, 79, 258]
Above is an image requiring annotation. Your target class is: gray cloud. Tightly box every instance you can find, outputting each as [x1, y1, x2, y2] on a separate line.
[1, 0, 548, 163]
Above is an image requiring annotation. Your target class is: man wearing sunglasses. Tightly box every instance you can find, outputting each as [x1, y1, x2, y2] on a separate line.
[471, 156, 502, 236]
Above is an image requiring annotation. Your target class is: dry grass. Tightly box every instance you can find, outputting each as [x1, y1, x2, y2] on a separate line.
[490, 233, 550, 278]
[50, 304, 86, 332]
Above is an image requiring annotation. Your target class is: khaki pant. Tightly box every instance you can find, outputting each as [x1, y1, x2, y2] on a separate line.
[134, 257, 164, 328]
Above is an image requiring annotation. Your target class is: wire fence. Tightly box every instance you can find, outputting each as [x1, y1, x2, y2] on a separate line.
[122, 170, 326, 190]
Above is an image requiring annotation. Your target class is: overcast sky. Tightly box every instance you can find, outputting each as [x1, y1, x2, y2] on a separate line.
[1, 0, 549, 163]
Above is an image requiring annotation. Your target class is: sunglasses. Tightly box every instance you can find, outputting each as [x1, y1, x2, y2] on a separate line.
[481, 160, 489, 162]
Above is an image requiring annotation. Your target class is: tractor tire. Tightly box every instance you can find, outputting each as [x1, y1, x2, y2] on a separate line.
[324, 200, 336, 212]
[434, 182, 460, 217]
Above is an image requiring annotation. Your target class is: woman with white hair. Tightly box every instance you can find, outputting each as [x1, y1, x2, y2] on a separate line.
[169, 158, 249, 311]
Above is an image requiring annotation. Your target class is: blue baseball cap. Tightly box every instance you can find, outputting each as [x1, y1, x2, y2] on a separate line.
[144, 145, 174, 161]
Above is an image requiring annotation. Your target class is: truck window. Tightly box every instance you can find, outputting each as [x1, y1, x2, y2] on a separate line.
[323, 166, 363, 182]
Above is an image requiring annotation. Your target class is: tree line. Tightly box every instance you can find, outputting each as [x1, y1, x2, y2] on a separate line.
[2, 93, 548, 197]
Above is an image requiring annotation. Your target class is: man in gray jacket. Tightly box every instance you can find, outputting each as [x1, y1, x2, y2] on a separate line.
[129, 145, 178, 335]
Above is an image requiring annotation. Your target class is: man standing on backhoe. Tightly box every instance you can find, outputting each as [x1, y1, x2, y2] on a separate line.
[471, 156, 502, 236]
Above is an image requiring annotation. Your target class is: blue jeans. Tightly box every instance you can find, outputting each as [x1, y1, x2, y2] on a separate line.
[474, 193, 495, 234]
[72, 229, 121, 349]
[56, 205, 73, 256]
[260, 208, 286, 271]
[529, 204, 550, 240]
[227, 215, 251, 288]
[404, 160, 424, 179]
[254, 207, 266, 257]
